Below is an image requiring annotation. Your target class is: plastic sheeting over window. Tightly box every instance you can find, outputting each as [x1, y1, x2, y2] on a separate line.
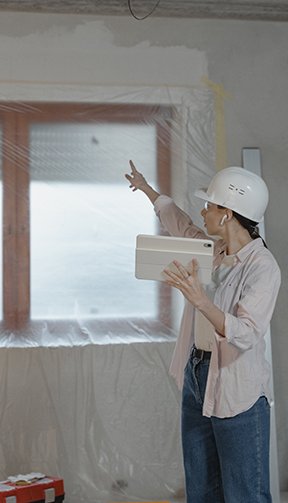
[0, 89, 216, 502]
[30, 122, 158, 320]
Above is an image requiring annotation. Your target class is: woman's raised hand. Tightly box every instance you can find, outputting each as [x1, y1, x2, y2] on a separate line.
[125, 160, 148, 192]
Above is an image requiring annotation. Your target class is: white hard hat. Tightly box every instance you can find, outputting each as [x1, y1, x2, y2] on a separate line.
[194, 167, 269, 222]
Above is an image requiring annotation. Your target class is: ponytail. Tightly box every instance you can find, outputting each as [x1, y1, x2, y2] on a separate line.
[232, 211, 268, 249]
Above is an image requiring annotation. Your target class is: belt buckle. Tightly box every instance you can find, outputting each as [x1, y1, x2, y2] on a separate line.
[193, 347, 205, 360]
[197, 349, 205, 360]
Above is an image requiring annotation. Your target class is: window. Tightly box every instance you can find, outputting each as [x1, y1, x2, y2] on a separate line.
[0, 104, 172, 332]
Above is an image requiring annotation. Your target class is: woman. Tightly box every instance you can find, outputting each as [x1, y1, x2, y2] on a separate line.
[125, 160, 281, 503]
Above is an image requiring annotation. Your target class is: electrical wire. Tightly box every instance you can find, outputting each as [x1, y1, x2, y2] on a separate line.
[128, 0, 161, 20]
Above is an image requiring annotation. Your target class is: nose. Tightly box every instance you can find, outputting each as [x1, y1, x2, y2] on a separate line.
[201, 208, 206, 217]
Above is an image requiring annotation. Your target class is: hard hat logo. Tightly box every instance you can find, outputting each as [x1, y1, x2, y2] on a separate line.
[228, 184, 246, 196]
[194, 167, 269, 223]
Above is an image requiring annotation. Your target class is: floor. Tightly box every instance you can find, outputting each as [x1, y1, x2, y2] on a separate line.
[172, 493, 288, 502]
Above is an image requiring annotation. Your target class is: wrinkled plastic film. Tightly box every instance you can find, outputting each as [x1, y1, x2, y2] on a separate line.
[0, 87, 215, 502]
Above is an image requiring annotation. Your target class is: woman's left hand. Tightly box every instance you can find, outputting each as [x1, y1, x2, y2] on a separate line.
[163, 259, 207, 309]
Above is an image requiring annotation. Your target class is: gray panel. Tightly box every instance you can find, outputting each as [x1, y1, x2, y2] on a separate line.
[242, 147, 280, 503]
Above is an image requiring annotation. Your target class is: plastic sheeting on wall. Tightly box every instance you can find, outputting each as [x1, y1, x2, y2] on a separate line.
[0, 86, 216, 502]
[0, 343, 182, 502]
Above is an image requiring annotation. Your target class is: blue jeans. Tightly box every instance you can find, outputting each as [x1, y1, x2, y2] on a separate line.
[181, 351, 271, 503]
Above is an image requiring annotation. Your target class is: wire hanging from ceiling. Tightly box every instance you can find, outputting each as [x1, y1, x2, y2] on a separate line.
[128, 0, 161, 20]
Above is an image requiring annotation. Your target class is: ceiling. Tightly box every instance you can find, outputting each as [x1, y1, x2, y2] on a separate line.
[0, 0, 288, 21]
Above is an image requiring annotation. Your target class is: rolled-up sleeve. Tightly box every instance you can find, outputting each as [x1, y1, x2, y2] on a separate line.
[223, 257, 281, 350]
[154, 195, 208, 239]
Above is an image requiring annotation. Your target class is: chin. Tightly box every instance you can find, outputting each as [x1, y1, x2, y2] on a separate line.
[206, 227, 222, 239]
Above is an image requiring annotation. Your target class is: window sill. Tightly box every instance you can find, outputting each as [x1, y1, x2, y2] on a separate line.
[0, 318, 177, 348]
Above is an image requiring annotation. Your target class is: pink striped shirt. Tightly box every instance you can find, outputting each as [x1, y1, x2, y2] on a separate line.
[154, 195, 281, 418]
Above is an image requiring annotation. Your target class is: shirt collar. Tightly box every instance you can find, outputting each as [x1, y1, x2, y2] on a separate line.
[220, 238, 264, 266]
[234, 238, 264, 263]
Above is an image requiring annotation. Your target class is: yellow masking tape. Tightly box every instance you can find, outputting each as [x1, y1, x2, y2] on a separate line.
[202, 77, 230, 171]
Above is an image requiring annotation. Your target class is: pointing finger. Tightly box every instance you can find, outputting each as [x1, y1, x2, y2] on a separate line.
[129, 160, 137, 174]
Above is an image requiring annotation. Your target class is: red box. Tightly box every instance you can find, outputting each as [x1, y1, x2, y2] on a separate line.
[0, 477, 64, 503]
[0, 483, 17, 503]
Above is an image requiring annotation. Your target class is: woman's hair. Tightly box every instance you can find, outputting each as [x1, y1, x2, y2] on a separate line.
[218, 206, 268, 248]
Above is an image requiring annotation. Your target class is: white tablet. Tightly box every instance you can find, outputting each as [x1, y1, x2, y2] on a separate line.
[135, 234, 214, 285]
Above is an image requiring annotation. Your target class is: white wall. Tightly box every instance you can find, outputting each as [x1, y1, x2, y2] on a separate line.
[0, 11, 287, 491]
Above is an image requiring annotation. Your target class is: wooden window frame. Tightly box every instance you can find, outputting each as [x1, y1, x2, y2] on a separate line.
[0, 103, 174, 332]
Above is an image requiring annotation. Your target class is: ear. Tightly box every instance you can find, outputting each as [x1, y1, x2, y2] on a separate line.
[220, 209, 233, 226]
[226, 209, 234, 222]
